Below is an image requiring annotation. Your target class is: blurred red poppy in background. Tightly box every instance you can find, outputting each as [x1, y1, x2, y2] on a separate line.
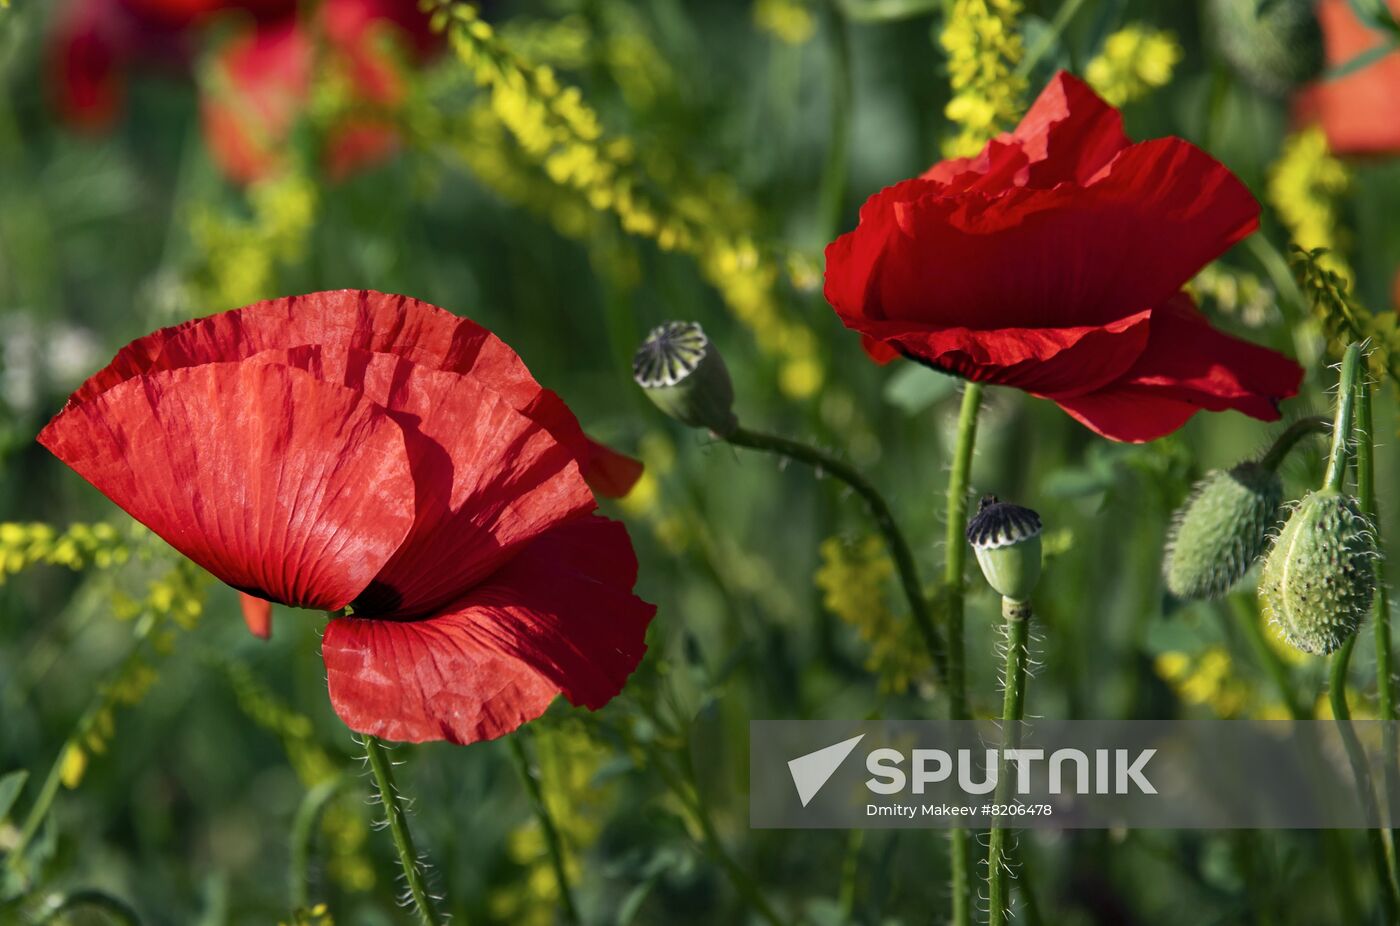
[824, 71, 1303, 443]
[48, 0, 436, 182]
[201, 0, 440, 183]
[39, 291, 653, 745]
[48, 0, 294, 131]
[1295, 0, 1400, 156]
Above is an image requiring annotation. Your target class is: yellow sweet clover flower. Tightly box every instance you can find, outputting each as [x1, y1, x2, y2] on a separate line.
[188, 170, 318, 312]
[815, 535, 931, 693]
[1268, 126, 1350, 280]
[281, 905, 335, 926]
[426, 1, 824, 396]
[754, 0, 817, 45]
[1190, 263, 1277, 328]
[939, 0, 1026, 157]
[1155, 647, 1250, 717]
[1085, 25, 1182, 107]
[0, 520, 136, 582]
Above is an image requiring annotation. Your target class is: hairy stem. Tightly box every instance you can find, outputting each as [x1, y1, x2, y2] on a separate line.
[987, 598, 1031, 926]
[1356, 381, 1400, 889]
[508, 731, 581, 925]
[1329, 638, 1400, 920]
[944, 380, 983, 926]
[364, 736, 438, 926]
[1324, 344, 1362, 492]
[725, 426, 948, 683]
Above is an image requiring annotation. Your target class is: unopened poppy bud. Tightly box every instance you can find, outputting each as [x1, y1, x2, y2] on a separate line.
[633, 321, 738, 436]
[1209, 0, 1323, 96]
[966, 495, 1042, 603]
[1259, 489, 1377, 655]
[1163, 462, 1283, 600]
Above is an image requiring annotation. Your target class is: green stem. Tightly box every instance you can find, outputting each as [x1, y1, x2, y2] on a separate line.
[1227, 594, 1308, 720]
[663, 748, 787, 926]
[289, 774, 349, 910]
[1356, 381, 1400, 890]
[1258, 416, 1332, 472]
[944, 380, 983, 926]
[364, 736, 439, 926]
[986, 598, 1031, 926]
[1329, 638, 1400, 920]
[6, 613, 162, 873]
[1324, 344, 1362, 492]
[838, 829, 864, 922]
[817, 0, 853, 244]
[724, 426, 948, 684]
[508, 732, 581, 925]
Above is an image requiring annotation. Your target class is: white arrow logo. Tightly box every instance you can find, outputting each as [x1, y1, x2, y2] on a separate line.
[788, 734, 866, 807]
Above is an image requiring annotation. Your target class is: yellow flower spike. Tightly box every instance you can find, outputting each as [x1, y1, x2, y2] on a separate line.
[1086, 25, 1183, 106]
[60, 744, 88, 789]
[1269, 126, 1351, 279]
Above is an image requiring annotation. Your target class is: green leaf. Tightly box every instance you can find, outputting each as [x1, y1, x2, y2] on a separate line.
[0, 770, 26, 823]
[882, 364, 957, 415]
[1326, 40, 1398, 79]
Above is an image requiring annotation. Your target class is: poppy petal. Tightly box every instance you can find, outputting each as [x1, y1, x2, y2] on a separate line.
[1053, 389, 1201, 443]
[847, 309, 1152, 398]
[241, 593, 273, 639]
[1054, 294, 1302, 441]
[323, 516, 654, 744]
[838, 137, 1258, 335]
[68, 290, 595, 471]
[243, 346, 595, 618]
[581, 437, 644, 499]
[39, 361, 416, 610]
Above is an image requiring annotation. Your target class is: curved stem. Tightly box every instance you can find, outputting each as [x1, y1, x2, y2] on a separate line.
[1356, 382, 1400, 889]
[1329, 638, 1400, 920]
[724, 426, 948, 683]
[817, 0, 852, 243]
[364, 736, 439, 926]
[1324, 344, 1362, 492]
[944, 380, 983, 926]
[987, 598, 1031, 926]
[289, 773, 349, 910]
[1258, 415, 1331, 472]
[508, 731, 581, 925]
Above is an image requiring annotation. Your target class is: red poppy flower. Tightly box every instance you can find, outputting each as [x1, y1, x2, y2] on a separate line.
[39, 291, 654, 744]
[200, 0, 436, 183]
[47, 0, 296, 133]
[1295, 0, 1400, 155]
[824, 71, 1303, 443]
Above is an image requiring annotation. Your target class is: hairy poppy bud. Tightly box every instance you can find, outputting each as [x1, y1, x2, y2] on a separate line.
[633, 321, 738, 436]
[966, 495, 1042, 603]
[1259, 489, 1377, 655]
[1163, 462, 1283, 600]
[1209, 0, 1323, 96]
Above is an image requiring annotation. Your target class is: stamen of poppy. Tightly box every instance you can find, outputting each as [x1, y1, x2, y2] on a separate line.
[632, 321, 738, 437]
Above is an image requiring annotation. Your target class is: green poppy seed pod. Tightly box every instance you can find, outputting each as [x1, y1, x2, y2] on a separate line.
[1208, 0, 1323, 96]
[633, 321, 738, 437]
[1163, 462, 1284, 600]
[966, 495, 1042, 603]
[1259, 490, 1377, 655]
